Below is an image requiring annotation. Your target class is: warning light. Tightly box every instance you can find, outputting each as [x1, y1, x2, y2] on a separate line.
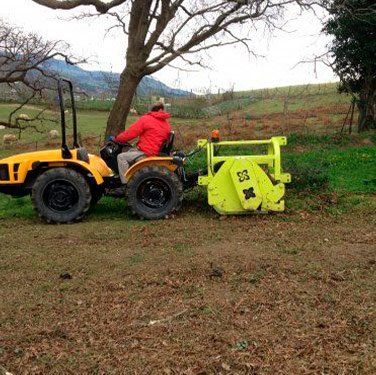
[211, 129, 220, 142]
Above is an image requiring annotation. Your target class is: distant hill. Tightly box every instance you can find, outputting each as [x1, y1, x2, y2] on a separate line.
[43, 59, 190, 98]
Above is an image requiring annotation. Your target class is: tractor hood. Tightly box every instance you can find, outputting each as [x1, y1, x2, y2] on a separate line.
[1, 149, 69, 164]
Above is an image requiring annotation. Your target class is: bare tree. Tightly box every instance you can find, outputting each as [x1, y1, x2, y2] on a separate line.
[0, 18, 79, 135]
[32, 0, 321, 136]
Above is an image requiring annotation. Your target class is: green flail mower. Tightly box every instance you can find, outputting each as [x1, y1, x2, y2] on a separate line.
[196, 133, 291, 215]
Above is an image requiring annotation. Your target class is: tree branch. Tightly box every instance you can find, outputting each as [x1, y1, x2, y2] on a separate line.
[31, 0, 127, 13]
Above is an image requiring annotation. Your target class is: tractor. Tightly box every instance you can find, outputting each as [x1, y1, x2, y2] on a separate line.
[0, 79, 290, 223]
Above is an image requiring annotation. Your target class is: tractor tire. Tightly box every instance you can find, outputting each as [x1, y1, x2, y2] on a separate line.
[127, 166, 183, 220]
[31, 168, 92, 223]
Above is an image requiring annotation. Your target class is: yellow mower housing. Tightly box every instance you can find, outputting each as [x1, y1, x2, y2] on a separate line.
[198, 136, 291, 215]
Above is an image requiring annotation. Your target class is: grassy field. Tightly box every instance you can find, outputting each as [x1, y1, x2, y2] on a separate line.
[1, 82, 376, 374]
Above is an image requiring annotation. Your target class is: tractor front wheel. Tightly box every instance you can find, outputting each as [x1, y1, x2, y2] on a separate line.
[127, 166, 183, 220]
[32, 168, 92, 223]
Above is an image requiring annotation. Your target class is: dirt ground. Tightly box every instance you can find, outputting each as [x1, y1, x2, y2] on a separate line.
[0, 201, 375, 374]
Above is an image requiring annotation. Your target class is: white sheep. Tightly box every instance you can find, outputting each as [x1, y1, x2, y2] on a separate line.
[49, 129, 59, 139]
[130, 108, 138, 115]
[3, 134, 17, 144]
[17, 113, 30, 121]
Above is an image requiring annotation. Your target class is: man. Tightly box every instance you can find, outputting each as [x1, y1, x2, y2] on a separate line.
[114, 102, 171, 183]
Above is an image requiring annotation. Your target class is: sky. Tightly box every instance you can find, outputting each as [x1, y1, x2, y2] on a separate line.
[0, 0, 337, 93]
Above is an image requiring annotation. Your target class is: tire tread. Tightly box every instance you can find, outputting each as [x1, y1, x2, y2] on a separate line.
[31, 168, 91, 224]
[127, 166, 183, 220]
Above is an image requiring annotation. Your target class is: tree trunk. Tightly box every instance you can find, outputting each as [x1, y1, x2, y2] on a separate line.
[357, 78, 376, 132]
[105, 68, 141, 137]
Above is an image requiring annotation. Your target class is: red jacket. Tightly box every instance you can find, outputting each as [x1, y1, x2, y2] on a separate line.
[115, 111, 171, 156]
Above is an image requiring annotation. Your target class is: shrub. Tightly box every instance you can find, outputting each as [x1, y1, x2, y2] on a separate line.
[287, 133, 351, 147]
[286, 158, 329, 192]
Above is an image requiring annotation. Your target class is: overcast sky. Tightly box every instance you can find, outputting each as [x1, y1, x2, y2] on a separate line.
[1, 0, 337, 92]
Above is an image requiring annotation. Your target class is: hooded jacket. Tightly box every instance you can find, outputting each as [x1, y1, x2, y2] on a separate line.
[115, 111, 171, 156]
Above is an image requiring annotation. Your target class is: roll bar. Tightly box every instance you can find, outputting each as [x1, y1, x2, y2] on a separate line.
[57, 78, 80, 159]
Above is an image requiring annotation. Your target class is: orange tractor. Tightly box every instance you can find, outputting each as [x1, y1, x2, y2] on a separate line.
[0, 79, 195, 222]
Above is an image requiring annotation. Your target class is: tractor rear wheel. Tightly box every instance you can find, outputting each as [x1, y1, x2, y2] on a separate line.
[127, 166, 183, 220]
[31, 168, 92, 223]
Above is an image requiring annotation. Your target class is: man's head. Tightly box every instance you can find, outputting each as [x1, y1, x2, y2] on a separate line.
[150, 102, 164, 112]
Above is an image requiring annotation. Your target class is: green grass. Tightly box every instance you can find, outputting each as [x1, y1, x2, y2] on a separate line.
[75, 99, 114, 111]
[235, 93, 350, 118]
[233, 82, 341, 99]
[0, 195, 133, 221]
[285, 146, 376, 193]
[0, 195, 35, 220]
[287, 133, 353, 147]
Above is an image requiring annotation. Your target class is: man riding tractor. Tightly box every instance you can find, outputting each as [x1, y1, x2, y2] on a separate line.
[101, 101, 187, 219]
[111, 102, 171, 184]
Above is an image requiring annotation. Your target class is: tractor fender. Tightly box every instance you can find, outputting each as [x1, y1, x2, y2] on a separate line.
[125, 157, 178, 182]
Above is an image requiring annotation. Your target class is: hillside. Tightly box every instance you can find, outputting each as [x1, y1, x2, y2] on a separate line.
[43, 59, 190, 97]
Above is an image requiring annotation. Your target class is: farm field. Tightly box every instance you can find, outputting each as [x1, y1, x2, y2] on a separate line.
[1, 199, 375, 373]
[0, 82, 376, 374]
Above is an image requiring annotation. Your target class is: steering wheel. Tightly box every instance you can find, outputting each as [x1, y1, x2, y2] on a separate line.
[106, 138, 132, 148]
[114, 140, 132, 148]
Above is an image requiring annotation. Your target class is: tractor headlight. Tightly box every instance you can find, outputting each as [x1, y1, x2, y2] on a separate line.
[0, 164, 10, 181]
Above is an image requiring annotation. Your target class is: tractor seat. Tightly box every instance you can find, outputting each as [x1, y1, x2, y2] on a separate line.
[159, 131, 175, 156]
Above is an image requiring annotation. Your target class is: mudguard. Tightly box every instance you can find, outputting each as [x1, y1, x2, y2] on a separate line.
[125, 156, 178, 182]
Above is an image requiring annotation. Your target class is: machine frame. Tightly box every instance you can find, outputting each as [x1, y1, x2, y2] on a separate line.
[198, 137, 291, 214]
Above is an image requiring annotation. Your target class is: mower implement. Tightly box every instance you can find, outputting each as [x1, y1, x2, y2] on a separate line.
[198, 136, 291, 215]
